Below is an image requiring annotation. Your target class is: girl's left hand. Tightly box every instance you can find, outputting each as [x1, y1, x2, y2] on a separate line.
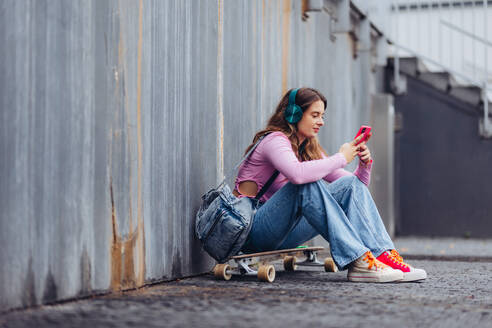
[357, 143, 372, 164]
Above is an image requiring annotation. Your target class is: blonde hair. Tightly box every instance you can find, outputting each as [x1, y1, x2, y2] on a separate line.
[245, 87, 328, 161]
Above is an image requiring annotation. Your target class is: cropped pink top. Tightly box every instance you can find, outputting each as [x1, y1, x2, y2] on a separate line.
[234, 132, 372, 203]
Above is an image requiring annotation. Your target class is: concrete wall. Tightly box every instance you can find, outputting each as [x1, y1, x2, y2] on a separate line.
[369, 94, 395, 237]
[389, 72, 492, 238]
[0, 0, 388, 311]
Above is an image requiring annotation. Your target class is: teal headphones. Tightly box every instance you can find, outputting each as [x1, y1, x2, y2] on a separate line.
[284, 88, 303, 124]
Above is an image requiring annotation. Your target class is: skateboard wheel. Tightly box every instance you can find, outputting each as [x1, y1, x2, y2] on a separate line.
[324, 258, 338, 272]
[213, 264, 232, 280]
[283, 256, 297, 271]
[257, 265, 275, 283]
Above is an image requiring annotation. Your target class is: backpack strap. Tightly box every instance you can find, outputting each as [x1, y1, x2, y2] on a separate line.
[254, 170, 279, 201]
[220, 132, 290, 201]
[254, 138, 307, 201]
[218, 133, 270, 188]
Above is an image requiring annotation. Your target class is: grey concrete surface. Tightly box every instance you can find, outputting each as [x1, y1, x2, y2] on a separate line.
[1, 258, 491, 328]
[395, 237, 492, 260]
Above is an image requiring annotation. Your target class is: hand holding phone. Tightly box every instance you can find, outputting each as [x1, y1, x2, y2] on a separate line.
[354, 125, 372, 146]
[339, 125, 373, 164]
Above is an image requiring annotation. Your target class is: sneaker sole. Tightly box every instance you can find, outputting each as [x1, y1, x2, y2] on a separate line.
[348, 272, 403, 283]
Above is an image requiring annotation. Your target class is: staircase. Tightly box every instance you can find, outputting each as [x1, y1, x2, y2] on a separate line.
[387, 57, 492, 138]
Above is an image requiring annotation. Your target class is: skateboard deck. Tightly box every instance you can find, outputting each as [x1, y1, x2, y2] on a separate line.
[213, 246, 337, 283]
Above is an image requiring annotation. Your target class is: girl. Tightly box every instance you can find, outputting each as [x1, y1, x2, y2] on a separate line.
[234, 87, 426, 283]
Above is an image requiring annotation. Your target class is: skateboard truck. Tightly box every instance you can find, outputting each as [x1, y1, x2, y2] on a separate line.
[296, 249, 324, 267]
[237, 257, 259, 276]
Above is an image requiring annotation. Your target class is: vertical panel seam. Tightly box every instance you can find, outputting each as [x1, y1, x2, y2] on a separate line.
[217, 0, 224, 184]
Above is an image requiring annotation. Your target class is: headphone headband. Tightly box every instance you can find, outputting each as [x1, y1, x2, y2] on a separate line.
[288, 88, 299, 106]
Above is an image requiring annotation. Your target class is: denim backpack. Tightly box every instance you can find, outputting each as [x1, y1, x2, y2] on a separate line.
[195, 134, 278, 263]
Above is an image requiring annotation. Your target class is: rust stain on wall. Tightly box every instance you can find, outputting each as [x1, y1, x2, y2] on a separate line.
[122, 232, 137, 287]
[110, 179, 122, 291]
[301, 0, 309, 21]
[109, 0, 146, 291]
[281, 0, 291, 94]
[110, 178, 138, 291]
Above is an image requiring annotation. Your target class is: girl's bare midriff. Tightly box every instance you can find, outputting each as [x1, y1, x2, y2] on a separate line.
[233, 181, 258, 198]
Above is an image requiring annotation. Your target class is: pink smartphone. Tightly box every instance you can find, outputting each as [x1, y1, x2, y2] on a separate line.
[354, 125, 372, 145]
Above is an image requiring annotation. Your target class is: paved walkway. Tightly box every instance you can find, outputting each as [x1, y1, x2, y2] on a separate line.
[1, 238, 492, 328]
[395, 237, 492, 260]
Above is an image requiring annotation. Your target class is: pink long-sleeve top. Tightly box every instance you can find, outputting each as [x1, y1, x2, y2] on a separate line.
[234, 132, 372, 203]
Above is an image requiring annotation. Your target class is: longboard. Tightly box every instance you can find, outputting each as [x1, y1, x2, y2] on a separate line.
[213, 246, 337, 283]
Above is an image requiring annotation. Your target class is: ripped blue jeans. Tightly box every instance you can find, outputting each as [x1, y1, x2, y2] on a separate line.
[241, 175, 395, 270]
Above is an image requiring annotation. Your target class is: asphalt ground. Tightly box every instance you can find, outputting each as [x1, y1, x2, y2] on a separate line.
[1, 255, 492, 328]
[395, 237, 492, 261]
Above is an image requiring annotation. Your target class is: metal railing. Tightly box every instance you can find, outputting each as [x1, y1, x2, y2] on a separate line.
[389, 0, 491, 137]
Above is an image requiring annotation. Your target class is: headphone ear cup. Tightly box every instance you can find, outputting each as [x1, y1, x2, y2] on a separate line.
[285, 104, 303, 124]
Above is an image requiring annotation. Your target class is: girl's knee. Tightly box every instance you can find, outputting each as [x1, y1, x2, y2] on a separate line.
[336, 175, 358, 187]
[298, 180, 326, 195]
[328, 175, 362, 194]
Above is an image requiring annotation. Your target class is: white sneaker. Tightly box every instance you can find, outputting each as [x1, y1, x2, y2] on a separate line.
[401, 267, 427, 282]
[347, 251, 403, 283]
